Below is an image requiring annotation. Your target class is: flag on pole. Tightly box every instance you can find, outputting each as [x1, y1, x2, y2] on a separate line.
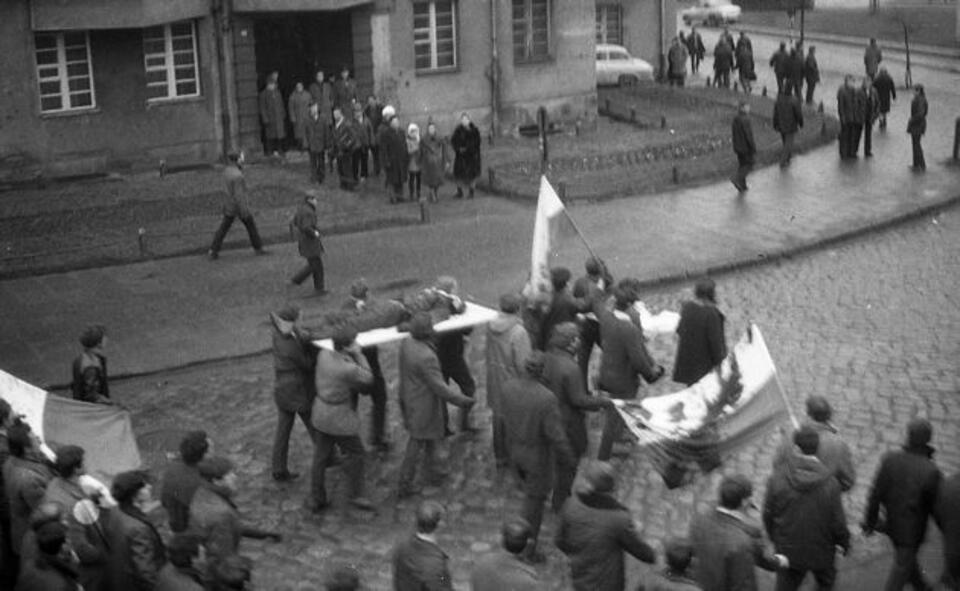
[523, 176, 578, 301]
[0, 369, 141, 483]
[615, 325, 792, 488]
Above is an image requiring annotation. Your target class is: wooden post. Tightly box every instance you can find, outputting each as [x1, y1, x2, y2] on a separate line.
[538, 106, 549, 175]
[138, 228, 147, 257]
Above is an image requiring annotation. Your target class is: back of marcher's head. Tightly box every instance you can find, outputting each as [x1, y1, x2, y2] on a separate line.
[111, 470, 150, 507]
[906, 418, 933, 448]
[664, 538, 694, 574]
[523, 351, 546, 379]
[585, 256, 603, 276]
[0, 398, 11, 426]
[738, 100, 749, 114]
[793, 425, 820, 456]
[548, 322, 579, 352]
[501, 518, 532, 555]
[332, 325, 359, 351]
[582, 461, 616, 494]
[415, 500, 444, 534]
[498, 293, 522, 314]
[350, 279, 369, 300]
[79, 324, 106, 349]
[7, 421, 32, 457]
[409, 312, 434, 340]
[435, 275, 459, 294]
[276, 304, 300, 322]
[550, 267, 572, 291]
[211, 554, 252, 590]
[612, 286, 636, 311]
[30, 502, 65, 530]
[54, 445, 85, 479]
[718, 474, 753, 509]
[35, 521, 67, 555]
[167, 532, 201, 568]
[180, 430, 210, 466]
[198, 456, 234, 482]
[805, 396, 832, 423]
[694, 278, 716, 302]
[325, 564, 360, 591]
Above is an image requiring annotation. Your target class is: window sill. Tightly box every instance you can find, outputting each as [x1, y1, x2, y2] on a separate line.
[146, 94, 205, 109]
[38, 107, 101, 119]
[414, 66, 461, 77]
[514, 55, 555, 66]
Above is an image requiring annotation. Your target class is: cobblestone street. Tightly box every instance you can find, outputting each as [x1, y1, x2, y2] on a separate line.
[113, 205, 960, 590]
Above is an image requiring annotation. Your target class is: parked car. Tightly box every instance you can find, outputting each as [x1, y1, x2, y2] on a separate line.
[596, 44, 655, 87]
[680, 0, 742, 26]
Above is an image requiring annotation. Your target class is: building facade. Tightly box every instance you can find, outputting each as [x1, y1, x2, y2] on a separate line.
[0, 0, 671, 180]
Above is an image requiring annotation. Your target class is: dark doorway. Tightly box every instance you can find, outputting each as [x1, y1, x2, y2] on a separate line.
[253, 11, 355, 94]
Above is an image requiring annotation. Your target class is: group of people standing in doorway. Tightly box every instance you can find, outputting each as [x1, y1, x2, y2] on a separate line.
[259, 67, 483, 202]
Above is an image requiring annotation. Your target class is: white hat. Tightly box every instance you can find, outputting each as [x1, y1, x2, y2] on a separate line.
[381, 105, 396, 120]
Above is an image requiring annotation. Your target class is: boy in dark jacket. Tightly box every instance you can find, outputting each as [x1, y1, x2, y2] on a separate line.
[773, 86, 804, 167]
[731, 102, 756, 192]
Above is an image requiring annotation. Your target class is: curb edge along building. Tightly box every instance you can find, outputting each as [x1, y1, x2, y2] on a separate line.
[0, 0, 673, 180]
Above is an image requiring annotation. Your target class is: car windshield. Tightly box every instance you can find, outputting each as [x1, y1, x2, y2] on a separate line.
[596, 51, 607, 60]
[611, 52, 629, 61]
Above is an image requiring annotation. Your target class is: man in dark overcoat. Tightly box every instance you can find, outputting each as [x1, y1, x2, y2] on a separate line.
[501, 351, 574, 561]
[332, 106, 357, 191]
[104, 471, 167, 590]
[304, 102, 331, 184]
[542, 322, 611, 511]
[713, 40, 734, 89]
[773, 84, 804, 167]
[380, 112, 408, 203]
[769, 42, 789, 93]
[557, 461, 657, 591]
[4, 423, 54, 567]
[837, 76, 859, 159]
[290, 193, 326, 293]
[863, 418, 942, 591]
[450, 112, 481, 198]
[872, 67, 896, 130]
[731, 101, 756, 192]
[673, 278, 727, 385]
[804, 46, 820, 105]
[787, 45, 805, 101]
[470, 518, 540, 590]
[258, 72, 285, 156]
[342, 279, 390, 451]
[907, 84, 928, 171]
[208, 151, 265, 260]
[392, 501, 454, 591]
[859, 76, 880, 158]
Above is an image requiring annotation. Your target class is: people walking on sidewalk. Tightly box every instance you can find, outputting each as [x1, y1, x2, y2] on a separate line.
[208, 151, 266, 260]
[309, 325, 376, 513]
[873, 67, 896, 130]
[71, 324, 111, 404]
[863, 418, 941, 591]
[269, 304, 317, 483]
[713, 39, 734, 89]
[305, 102, 331, 185]
[290, 192, 326, 294]
[668, 37, 689, 87]
[864, 38, 883, 80]
[673, 278, 727, 386]
[731, 101, 756, 192]
[804, 46, 820, 106]
[686, 27, 705, 74]
[908, 85, 928, 171]
[773, 84, 804, 167]
[451, 113, 481, 199]
[763, 426, 850, 591]
[837, 76, 859, 160]
[258, 71, 285, 157]
[860, 77, 880, 158]
[770, 42, 789, 93]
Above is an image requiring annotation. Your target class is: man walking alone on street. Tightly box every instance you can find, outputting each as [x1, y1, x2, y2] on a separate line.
[864, 38, 883, 79]
[773, 84, 804, 167]
[873, 67, 896, 130]
[208, 151, 266, 260]
[731, 101, 756, 193]
[804, 46, 820, 106]
[837, 76, 858, 160]
[860, 76, 880, 158]
[290, 192, 326, 294]
[908, 84, 928, 171]
[668, 37, 689, 87]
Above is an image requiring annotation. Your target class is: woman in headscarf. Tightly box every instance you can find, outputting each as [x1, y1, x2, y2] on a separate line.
[420, 121, 446, 203]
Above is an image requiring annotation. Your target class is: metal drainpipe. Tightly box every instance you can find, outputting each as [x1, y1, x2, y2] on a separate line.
[216, 0, 240, 154]
[489, 0, 500, 140]
[659, 0, 667, 82]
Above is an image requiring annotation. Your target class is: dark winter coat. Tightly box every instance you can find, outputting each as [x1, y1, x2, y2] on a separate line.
[364, 102, 384, 143]
[451, 122, 482, 181]
[540, 291, 589, 350]
[308, 80, 334, 124]
[713, 42, 734, 72]
[380, 124, 409, 186]
[258, 86, 285, 140]
[864, 45, 883, 78]
[398, 338, 472, 440]
[773, 93, 804, 136]
[333, 78, 358, 111]
[872, 71, 896, 113]
[3, 455, 54, 555]
[470, 549, 541, 591]
[935, 472, 960, 585]
[304, 114, 331, 153]
[804, 54, 820, 84]
[500, 374, 574, 496]
[672, 298, 727, 386]
[557, 490, 656, 591]
[42, 477, 109, 591]
[392, 534, 454, 591]
[220, 164, 252, 218]
[104, 505, 167, 591]
[292, 201, 324, 259]
[864, 444, 941, 548]
[689, 507, 780, 591]
[686, 33, 705, 59]
[787, 51, 804, 84]
[773, 421, 856, 492]
[763, 453, 850, 571]
[860, 85, 880, 125]
[159, 460, 205, 533]
[15, 552, 80, 591]
[543, 349, 606, 457]
[271, 313, 318, 412]
[332, 118, 357, 157]
[597, 309, 660, 398]
[837, 85, 858, 125]
[735, 35, 753, 56]
[907, 94, 928, 136]
[668, 43, 689, 76]
[769, 48, 789, 77]
[736, 49, 756, 81]
[731, 113, 756, 157]
[420, 133, 446, 188]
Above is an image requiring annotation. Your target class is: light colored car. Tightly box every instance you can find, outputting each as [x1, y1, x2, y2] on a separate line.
[681, 0, 742, 26]
[595, 44, 655, 87]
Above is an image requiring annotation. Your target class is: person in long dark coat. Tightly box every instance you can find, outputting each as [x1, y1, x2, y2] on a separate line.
[420, 122, 446, 203]
[363, 95, 384, 176]
[686, 27, 705, 74]
[863, 418, 942, 591]
[304, 102, 331, 184]
[787, 46, 805, 101]
[485, 294, 532, 467]
[332, 106, 357, 191]
[159, 431, 209, 534]
[393, 501, 454, 591]
[936, 471, 960, 589]
[672, 279, 727, 386]
[731, 101, 756, 192]
[450, 112, 481, 198]
[380, 113, 408, 204]
[71, 325, 110, 404]
[872, 67, 896, 130]
[769, 42, 789, 93]
[104, 471, 167, 591]
[837, 76, 858, 159]
[736, 45, 756, 95]
[907, 84, 928, 171]
[308, 70, 333, 127]
[290, 193, 325, 293]
[804, 46, 820, 106]
[860, 76, 880, 158]
[258, 72, 285, 156]
[713, 40, 734, 89]
[773, 86, 804, 167]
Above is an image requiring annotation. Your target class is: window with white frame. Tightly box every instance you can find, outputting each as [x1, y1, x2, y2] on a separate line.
[413, 1, 457, 71]
[512, 0, 551, 63]
[143, 21, 200, 101]
[34, 32, 95, 113]
[596, 4, 622, 46]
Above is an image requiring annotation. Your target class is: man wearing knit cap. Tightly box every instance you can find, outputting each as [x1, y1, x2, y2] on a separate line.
[501, 351, 574, 562]
[557, 461, 656, 590]
[71, 324, 111, 404]
[342, 279, 390, 451]
[269, 304, 319, 482]
[863, 418, 942, 591]
[485, 292, 533, 467]
[189, 457, 281, 566]
[543, 321, 612, 511]
[397, 313, 474, 497]
[572, 256, 614, 387]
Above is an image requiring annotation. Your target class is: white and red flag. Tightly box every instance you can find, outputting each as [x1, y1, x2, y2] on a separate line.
[523, 176, 578, 302]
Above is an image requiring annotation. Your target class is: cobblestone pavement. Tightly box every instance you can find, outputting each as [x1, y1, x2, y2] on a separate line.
[116, 204, 960, 590]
